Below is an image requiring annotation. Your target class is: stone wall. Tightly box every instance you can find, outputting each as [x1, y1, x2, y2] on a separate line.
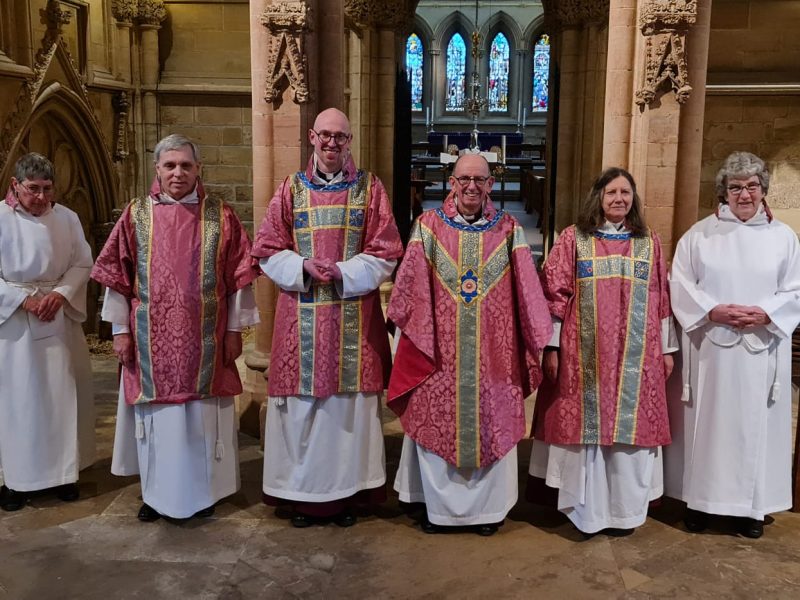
[702, 1, 800, 222]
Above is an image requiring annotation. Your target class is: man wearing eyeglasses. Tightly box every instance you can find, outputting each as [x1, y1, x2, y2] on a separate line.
[387, 154, 552, 535]
[0, 153, 95, 511]
[252, 108, 403, 527]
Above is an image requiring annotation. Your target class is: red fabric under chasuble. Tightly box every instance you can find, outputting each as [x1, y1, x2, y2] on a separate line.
[251, 156, 403, 398]
[532, 225, 672, 447]
[387, 195, 552, 468]
[91, 182, 257, 405]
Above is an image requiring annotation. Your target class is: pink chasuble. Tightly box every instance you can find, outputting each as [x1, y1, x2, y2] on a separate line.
[252, 158, 403, 398]
[532, 225, 671, 447]
[387, 196, 552, 468]
[92, 193, 257, 405]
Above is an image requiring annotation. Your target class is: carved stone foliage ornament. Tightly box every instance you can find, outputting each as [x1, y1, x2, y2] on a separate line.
[261, 1, 313, 105]
[111, 0, 138, 25]
[541, 0, 610, 31]
[113, 92, 131, 161]
[344, 0, 419, 32]
[635, 0, 697, 107]
[111, 0, 166, 27]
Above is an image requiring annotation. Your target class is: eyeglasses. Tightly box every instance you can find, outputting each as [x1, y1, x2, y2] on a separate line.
[312, 130, 351, 146]
[727, 182, 761, 196]
[454, 176, 490, 187]
[17, 181, 55, 197]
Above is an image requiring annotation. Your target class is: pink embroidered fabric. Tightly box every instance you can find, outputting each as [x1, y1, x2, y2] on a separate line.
[532, 225, 672, 447]
[91, 180, 258, 404]
[388, 196, 552, 467]
[251, 158, 403, 397]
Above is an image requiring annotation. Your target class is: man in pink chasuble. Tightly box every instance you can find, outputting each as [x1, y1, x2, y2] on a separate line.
[252, 109, 403, 528]
[527, 167, 677, 537]
[92, 134, 259, 522]
[387, 154, 553, 535]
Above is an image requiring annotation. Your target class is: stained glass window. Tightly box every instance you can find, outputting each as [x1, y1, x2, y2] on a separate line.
[406, 33, 424, 112]
[445, 33, 467, 111]
[488, 32, 510, 112]
[532, 33, 550, 112]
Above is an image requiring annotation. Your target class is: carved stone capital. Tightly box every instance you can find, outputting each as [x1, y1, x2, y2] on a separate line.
[111, 0, 138, 25]
[640, 0, 697, 34]
[261, 1, 313, 105]
[45, 0, 72, 30]
[344, 0, 419, 32]
[636, 1, 698, 107]
[542, 0, 609, 31]
[137, 0, 167, 27]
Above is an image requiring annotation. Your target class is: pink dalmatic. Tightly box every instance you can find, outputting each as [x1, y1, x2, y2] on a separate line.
[252, 156, 403, 398]
[387, 193, 552, 468]
[92, 178, 258, 404]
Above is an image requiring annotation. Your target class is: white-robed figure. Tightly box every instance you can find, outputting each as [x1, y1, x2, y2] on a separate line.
[92, 134, 259, 522]
[0, 152, 95, 512]
[666, 151, 800, 539]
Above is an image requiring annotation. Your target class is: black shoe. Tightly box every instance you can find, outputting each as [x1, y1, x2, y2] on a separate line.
[602, 528, 634, 537]
[56, 483, 80, 502]
[334, 508, 357, 528]
[684, 508, 709, 533]
[291, 513, 314, 528]
[476, 523, 499, 537]
[420, 517, 438, 534]
[193, 505, 215, 519]
[0, 485, 26, 512]
[137, 503, 161, 522]
[738, 518, 764, 539]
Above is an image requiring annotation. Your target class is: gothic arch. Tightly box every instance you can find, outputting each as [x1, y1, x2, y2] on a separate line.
[481, 11, 522, 52]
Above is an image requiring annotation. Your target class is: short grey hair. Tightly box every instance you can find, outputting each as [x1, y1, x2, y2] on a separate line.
[715, 151, 770, 203]
[153, 134, 201, 164]
[14, 152, 55, 183]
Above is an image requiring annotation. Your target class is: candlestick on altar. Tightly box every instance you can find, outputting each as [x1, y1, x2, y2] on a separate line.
[501, 134, 506, 164]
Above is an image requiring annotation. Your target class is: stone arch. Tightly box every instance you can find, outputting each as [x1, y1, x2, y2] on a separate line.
[481, 11, 522, 52]
[4, 82, 118, 332]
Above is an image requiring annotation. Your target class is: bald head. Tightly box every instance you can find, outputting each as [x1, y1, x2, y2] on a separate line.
[450, 153, 494, 219]
[310, 108, 353, 174]
[453, 154, 491, 179]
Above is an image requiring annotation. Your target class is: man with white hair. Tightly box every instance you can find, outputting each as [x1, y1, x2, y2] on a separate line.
[92, 134, 259, 522]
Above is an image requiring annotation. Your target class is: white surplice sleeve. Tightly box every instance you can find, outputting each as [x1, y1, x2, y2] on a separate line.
[0, 267, 27, 325]
[335, 254, 396, 298]
[102, 288, 131, 335]
[759, 227, 800, 339]
[260, 249, 310, 292]
[53, 211, 93, 322]
[227, 285, 259, 331]
[669, 231, 718, 333]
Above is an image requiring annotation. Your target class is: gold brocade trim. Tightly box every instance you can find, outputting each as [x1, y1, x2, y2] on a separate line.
[196, 197, 223, 395]
[575, 231, 600, 443]
[130, 197, 155, 403]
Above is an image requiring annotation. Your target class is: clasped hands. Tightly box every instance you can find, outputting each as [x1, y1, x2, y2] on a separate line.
[303, 257, 342, 283]
[21, 291, 65, 322]
[709, 304, 770, 329]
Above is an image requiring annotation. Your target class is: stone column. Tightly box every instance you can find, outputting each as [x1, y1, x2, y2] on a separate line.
[544, 0, 609, 232]
[110, 2, 135, 82]
[602, 0, 705, 255]
[242, 0, 339, 439]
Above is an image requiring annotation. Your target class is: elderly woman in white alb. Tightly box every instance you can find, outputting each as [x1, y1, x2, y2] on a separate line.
[666, 152, 800, 538]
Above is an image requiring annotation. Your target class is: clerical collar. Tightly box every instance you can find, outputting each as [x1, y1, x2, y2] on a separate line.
[156, 186, 200, 205]
[599, 219, 629, 234]
[311, 155, 344, 186]
[455, 210, 488, 227]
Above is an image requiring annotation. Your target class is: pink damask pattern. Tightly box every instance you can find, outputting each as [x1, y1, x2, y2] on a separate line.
[252, 156, 403, 398]
[532, 225, 672, 447]
[92, 186, 257, 405]
[388, 202, 552, 467]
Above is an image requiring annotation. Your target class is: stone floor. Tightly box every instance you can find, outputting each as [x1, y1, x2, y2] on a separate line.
[3, 352, 800, 600]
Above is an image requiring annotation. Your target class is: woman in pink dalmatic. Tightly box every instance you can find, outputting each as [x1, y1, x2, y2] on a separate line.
[527, 167, 677, 536]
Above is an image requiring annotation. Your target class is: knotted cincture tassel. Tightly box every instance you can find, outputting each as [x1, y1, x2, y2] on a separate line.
[215, 400, 225, 460]
[769, 381, 780, 404]
[135, 419, 144, 439]
[680, 384, 691, 403]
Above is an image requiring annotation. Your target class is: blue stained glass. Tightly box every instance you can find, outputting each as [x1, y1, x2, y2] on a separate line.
[446, 33, 467, 111]
[406, 33, 424, 112]
[488, 32, 510, 112]
[532, 33, 550, 112]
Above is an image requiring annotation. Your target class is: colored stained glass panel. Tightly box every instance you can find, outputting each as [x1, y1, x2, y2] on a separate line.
[532, 34, 550, 112]
[488, 32, 510, 112]
[406, 33, 424, 112]
[446, 33, 467, 111]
